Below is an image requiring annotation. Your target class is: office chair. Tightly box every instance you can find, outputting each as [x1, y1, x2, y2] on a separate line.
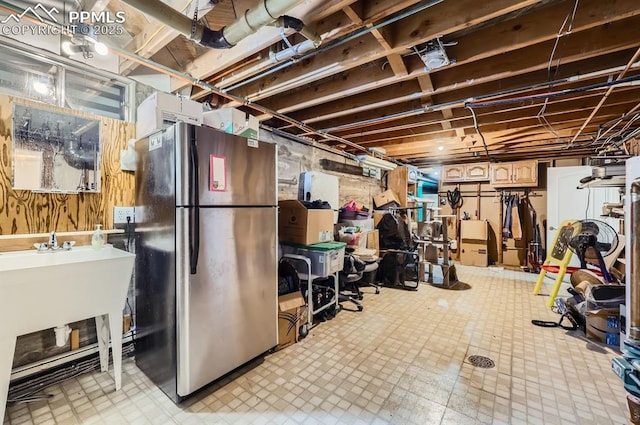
[338, 253, 379, 311]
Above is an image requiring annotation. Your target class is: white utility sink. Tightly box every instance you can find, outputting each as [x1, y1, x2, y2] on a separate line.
[0, 245, 135, 421]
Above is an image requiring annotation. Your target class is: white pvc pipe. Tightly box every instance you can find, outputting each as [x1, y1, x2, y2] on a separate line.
[270, 39, 316, 62]
[54, 325, 71, 348]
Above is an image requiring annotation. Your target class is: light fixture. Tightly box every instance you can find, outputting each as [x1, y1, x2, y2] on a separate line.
[413, 38, 456, 71]
[61, 39, 109, 58]
[355, 154, 398, 171]
[62, 41, 83, 56]
[438, 145, 444, 151]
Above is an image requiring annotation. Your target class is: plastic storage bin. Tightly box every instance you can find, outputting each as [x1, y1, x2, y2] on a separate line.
[281, 242, 347, 277]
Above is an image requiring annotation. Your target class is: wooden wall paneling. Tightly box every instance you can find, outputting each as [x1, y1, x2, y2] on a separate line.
[479, 184, 503, 265]
[0, 95, 135, 239]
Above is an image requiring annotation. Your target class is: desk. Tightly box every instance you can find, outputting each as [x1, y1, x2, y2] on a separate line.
[0, 246, 135, 420]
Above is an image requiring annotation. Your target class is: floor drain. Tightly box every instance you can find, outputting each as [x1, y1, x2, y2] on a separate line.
[467, 355, 495, 368]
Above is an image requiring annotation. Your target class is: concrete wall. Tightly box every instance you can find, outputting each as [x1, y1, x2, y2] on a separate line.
[261, 132, 384, 209]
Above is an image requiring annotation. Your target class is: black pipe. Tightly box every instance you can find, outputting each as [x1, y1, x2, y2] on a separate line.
[280, 15, 304, 32]
[200, 27, 233, 49]
[466, 74, 640, 109]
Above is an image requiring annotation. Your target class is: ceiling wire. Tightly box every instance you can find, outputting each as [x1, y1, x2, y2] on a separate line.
[596, 109, 640, 149]
[536, 0, 579, 142]
[596, 103, 640, 143]
[466, 106, 491, 160]
[567, 46, 640, 149]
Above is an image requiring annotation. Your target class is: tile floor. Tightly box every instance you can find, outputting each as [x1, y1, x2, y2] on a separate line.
[3, 266, 631, 425]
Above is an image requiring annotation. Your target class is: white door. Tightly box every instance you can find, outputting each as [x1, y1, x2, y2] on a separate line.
[547, 166, 620, 269]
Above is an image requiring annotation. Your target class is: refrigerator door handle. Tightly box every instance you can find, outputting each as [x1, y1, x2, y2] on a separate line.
[189, 127, 200, 275]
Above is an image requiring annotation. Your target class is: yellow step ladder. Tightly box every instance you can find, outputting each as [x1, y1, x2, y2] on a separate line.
[532, 220, 581, 307]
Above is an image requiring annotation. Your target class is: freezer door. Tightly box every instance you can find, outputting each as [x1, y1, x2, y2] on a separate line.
[176, 206, 278, 397]
[176, 124, 277, 207]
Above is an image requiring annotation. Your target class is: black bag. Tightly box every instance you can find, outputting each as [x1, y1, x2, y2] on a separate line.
[377, 213, 412, 250]
[308, 277, 337, 320]
[301, 200, 333, 209]
[278, 258, 300, 296]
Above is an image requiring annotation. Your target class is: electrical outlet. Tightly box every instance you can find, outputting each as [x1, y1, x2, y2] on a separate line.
[113, 206, 135, 224]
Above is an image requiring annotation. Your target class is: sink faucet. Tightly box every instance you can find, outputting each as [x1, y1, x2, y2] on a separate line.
[48, 232, 58, 249]
[35, 232, 74, 252]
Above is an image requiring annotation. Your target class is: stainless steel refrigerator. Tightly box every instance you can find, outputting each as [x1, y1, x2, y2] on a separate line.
[134, 122, 278, 402]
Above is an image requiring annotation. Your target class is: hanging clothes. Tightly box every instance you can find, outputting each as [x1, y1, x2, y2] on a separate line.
[511, 195, 523, 240]
[502, 194, 513, 241]
[447, 188, 463, 211]
[525, 196, 544, 270]
[502, 194, 524, 242]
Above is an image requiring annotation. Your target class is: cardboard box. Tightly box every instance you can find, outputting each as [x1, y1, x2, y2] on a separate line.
[503, 247, 525, 266]
[203, 108, 259, 139]
[277, 292, 306, 350]
[460, 242, 488, 267]
[136, 91, 202, 139]
[586, 308, 620, 346]
[460, 220, 488, 241]
[367, 229, 379, 257]
[373, 190, 400, 209]
[278, 200, 334, 245]
[373, 211, 386, 228]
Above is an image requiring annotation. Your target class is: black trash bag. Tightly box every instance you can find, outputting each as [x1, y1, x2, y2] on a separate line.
[278, 258, 301, 296]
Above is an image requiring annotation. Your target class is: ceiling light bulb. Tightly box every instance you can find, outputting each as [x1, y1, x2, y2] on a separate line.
[438, 146, 444, 151]
[93, 42, 108, 56]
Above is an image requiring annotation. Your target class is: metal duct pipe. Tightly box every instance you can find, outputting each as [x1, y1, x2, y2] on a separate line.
[122, 0, 305, 49]
[630, 179, 640, 342]
[63, 137, 97, 170]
